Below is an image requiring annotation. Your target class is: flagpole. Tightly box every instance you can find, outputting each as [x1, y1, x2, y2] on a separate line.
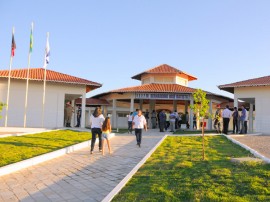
[42, 32, 49, 128]
[5, 27, 15, 127]
[24, 22, 34, 128]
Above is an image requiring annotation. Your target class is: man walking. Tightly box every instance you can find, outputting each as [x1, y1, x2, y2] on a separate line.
[222, 105, 232, 135]
[132, 109, 147, 147]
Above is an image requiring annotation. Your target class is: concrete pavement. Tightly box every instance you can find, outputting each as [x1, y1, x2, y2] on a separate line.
[0, 129, 165, 202]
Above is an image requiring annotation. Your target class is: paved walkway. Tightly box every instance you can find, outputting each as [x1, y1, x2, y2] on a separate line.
[0, 130, 165, 202]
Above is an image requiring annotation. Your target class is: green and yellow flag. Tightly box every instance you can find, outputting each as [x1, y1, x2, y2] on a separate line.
[29, 23, 33, 53]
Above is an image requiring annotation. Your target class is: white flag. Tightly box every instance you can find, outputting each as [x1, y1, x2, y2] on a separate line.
[44, 33, 50, 67]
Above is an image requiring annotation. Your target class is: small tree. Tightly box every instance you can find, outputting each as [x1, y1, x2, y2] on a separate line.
[0, 102, 6, 119]
[190, 89, 209, 160]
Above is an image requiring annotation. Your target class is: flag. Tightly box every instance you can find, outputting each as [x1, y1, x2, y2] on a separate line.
[29, 23, 33, 53]
[45, 33, 50, 65]
[11, 30, 16, 57]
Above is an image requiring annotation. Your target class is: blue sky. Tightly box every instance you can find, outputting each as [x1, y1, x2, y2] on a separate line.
[1, 1, 270, 98]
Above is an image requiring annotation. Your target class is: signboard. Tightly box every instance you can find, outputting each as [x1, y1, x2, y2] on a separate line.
[135, 93, 190, 100]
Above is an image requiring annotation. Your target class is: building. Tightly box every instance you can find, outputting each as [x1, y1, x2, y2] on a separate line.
[92, 64, 233, 129]
[0, 68, 101, 128]
[219, 75, 270, 134]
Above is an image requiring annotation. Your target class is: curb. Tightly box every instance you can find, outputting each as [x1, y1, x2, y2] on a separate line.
[0, 129, 61, 138]
[0, 133, 115, 177]
[102, 134, 167, 202]
[223, 134, 270, 164]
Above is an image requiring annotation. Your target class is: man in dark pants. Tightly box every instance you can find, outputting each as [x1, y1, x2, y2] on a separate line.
[222, 105, 232, 135]
[132, 110, 147, 147]
[232, 107, 239, 134]
[75, 106, 82, 127]
[159, 110, 166, 132]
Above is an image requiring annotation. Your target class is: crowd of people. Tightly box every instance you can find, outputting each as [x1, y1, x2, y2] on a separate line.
[213, 104, 248, 135]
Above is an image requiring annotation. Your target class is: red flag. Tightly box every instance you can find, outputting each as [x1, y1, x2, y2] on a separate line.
[11, 31, 16, 57]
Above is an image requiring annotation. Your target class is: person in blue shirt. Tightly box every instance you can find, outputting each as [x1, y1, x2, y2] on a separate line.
[239, 105, 247, 134]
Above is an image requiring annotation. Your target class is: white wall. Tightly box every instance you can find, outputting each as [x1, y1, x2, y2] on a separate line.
[0, 79, 85, 128]
[235, 86, 270, 134]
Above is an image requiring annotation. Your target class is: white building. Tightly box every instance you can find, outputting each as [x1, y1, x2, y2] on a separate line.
[219, 75, 270, 134]
[92, 64, 233, 129]
[0, 68, 101, 128]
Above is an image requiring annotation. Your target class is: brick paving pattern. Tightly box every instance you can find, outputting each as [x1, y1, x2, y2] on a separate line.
[0, 130, 164, 202]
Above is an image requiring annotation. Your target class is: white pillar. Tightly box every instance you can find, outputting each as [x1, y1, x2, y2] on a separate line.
[234, 96, 238, 108]
[249, 103, 253, 133]
[81, 93, 86, 128]
[189, 97, 193, 130]
[112, 99, 117, 128]
[208, 99, 213, 130]
[130, 97, 134, 112]
[71, 100, 75, 127]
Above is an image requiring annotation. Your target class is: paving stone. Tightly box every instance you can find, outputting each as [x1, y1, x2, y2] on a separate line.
[0, 130, 164, 201]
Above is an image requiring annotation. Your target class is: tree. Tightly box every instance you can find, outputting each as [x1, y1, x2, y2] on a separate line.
[190, 89, 209, 160]
[0, 102, 6, 119]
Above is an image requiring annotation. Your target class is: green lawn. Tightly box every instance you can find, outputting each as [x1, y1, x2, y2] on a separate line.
[113, 136, 270, 202]
[0, 130, 91, 167]
[173, 129, 219, 134]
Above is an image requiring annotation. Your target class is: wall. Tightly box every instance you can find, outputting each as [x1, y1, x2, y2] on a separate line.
[0, 79, 85, 128]
[235, 86, 270, 134]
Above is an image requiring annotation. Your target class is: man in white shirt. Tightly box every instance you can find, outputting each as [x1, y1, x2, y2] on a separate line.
[132, 109, 147, 147]
[222, 105, 232, 135]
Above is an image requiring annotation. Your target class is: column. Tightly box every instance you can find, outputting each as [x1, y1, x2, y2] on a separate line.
[189, 97, 193, 130]
[71, 100, 75, 127]
[173, 100, 177, 111]
[81, 93, 86, 128]
[185, 101, 188, 113]
[103, 106, 108, 117]
[139, 99, 143, 110]
[112, 99, 117, 128]
[208, 99, 213, 130]
[130, 97, 134, 112]
[249, 103, 254, 133]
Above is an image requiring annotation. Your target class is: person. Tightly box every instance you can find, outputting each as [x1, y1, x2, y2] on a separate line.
[64, 101, 74, 127]
[90, 107, 105, 154]
[232, 107, 239, 134]
[214, 106, 222, 133]
[185, 112, 190, 129]
[132, 109, 139, 120]
[169, 111, 176, 132]
[159, 110, 166, 132]
[132, 109, 147, 147]
[127, 112, 133, 134]
[101, 117, 112, 155]
[165, 111, 170, 131]
[178, 113, 182, 129]
[193, 113, 197, 130]
[174, 110, 179, 129]
[145, 109, 149, 127]
[151, 110, 157, 129]
[239, 105, 247, 134]
[222, 105, 232, 135]
[75, 105, 82, 127]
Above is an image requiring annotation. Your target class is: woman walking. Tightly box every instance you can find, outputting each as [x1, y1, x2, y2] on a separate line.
[101, 117, 112, 155]
[90, 107, 105, 154]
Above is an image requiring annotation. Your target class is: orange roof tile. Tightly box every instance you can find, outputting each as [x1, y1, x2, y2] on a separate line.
[0, 68, 102, 92]
[76, 98, 110, 106]
[218, 75, 270, 93]
[131, 64, 197, 81]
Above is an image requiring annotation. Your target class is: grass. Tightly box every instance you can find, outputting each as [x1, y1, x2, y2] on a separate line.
[0, 130, 91, 167]
[173, 129, 219, 134]
[113, 136, 270, 202]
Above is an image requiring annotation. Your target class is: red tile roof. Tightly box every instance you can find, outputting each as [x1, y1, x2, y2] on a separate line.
[110, 83, 196, 93]
[0, 68, 102, 92]
[76, 98, 110, 106]
[218, 75, 270, 93]
[131, 64, 197, 81]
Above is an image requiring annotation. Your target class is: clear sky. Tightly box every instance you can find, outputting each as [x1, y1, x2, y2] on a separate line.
[1, 1, 270, 98]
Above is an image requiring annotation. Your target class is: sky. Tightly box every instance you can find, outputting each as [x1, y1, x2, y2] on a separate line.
[1, 1, 270, 99]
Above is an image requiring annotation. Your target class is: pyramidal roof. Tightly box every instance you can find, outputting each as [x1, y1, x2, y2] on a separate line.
[131, 64, 197, 81]
[0, 68, 102, 92]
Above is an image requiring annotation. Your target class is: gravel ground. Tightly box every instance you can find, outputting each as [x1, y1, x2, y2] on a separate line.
[230, 135, 270, 159]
